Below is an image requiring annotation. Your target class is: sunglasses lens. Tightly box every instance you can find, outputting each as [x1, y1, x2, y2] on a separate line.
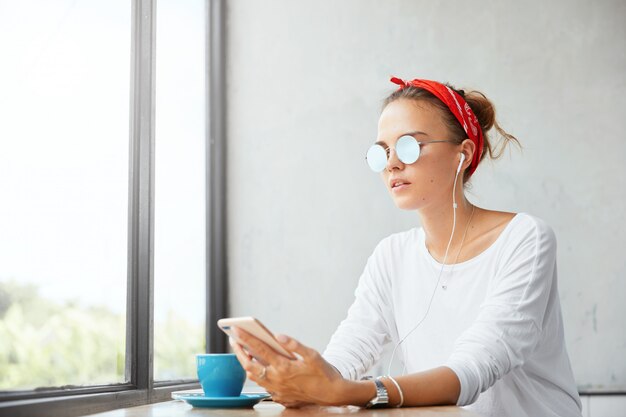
[396, 135, 420, 164]
[366, 144, 387, 172]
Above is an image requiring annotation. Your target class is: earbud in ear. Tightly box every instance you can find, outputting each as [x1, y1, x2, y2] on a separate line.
[457, 153, 466, 173]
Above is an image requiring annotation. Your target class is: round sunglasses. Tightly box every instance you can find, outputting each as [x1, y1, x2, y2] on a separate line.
[365, 135, 457, 172]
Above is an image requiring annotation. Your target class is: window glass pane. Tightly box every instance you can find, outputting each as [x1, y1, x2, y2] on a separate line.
[154, 0, 206, 381]
[0, 1, 130, 390]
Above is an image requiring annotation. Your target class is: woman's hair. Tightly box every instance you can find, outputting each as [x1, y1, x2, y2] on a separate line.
[382, 83, 521, 184]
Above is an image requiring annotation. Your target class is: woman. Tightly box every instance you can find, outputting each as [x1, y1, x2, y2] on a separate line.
[230, 77, 583, 417]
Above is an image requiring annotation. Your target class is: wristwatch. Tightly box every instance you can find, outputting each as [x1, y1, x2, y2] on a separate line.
[365, 377, 389, 409]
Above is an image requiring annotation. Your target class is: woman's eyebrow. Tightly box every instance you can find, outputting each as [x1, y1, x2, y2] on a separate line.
[405, 130, 429, 137]
[375, 131, 429, 147]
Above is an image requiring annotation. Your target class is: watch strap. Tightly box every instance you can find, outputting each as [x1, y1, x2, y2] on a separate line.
[365, 377, 389, 408]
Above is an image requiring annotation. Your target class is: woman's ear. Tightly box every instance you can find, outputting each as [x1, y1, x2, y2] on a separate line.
[460, 138, 476, 171]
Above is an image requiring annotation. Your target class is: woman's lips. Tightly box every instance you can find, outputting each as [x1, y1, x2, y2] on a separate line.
[392, 183, 411, 192]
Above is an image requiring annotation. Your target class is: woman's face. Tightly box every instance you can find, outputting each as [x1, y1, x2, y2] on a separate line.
[376, 98, 462, 211]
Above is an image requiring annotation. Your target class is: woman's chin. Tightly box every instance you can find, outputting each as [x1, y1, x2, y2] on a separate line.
[392, 197, 421, 211]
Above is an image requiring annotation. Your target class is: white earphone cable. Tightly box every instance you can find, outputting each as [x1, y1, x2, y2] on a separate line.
[386, 157, 465, 376]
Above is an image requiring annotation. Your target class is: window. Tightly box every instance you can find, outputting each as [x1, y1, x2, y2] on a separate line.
[154, 0, 207, 381]
[0, 0, 130, 391]
[0, 0, 227, 415]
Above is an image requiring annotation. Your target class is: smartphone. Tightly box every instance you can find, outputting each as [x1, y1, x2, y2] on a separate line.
[217, 317, 296, 360]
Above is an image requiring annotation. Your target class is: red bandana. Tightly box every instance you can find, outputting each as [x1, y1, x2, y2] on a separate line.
[390, 76, 484, 177]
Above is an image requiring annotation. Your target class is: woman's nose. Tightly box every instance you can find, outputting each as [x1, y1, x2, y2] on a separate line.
[386, 148, 404, 171]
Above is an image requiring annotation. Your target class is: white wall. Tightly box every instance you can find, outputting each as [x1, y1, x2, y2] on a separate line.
[226, 0, 626, 413]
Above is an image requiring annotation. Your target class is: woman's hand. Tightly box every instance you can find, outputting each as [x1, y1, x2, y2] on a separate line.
[229, 327, 345, 408]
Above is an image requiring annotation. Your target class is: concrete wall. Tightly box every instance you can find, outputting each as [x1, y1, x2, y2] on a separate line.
[226, 0, 626, 413]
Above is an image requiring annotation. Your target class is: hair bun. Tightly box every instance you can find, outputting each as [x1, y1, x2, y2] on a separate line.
[464, 90, 520, 160]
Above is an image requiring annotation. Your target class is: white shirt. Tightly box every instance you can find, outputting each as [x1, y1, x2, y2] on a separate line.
[322, 212, 582, 417]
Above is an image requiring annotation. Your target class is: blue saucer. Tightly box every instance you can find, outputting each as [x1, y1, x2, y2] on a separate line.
[177, 393, 271, 408]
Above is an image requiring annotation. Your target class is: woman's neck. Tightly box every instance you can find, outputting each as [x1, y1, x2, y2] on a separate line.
[418, 197, 478, 263]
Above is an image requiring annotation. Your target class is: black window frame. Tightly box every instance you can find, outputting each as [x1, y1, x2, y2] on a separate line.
[0, 0, 227, 416]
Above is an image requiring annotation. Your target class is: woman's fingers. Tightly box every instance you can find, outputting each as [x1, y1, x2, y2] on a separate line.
[231, 336, 276, 386]
[230, 338, 252, 367]
[232, 327, 285, 367]
[275, 334, 318, 361]
[231, 338, 266, 374]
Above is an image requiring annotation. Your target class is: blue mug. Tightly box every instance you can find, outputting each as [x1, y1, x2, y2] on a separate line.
[196, 353, 246, 397]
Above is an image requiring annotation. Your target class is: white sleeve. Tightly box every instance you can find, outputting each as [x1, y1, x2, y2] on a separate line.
[322, 239, 396, 381]
[445, 218, 557, 406]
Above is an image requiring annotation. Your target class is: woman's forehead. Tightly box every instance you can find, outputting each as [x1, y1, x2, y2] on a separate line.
[377, 99, 445, 144]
